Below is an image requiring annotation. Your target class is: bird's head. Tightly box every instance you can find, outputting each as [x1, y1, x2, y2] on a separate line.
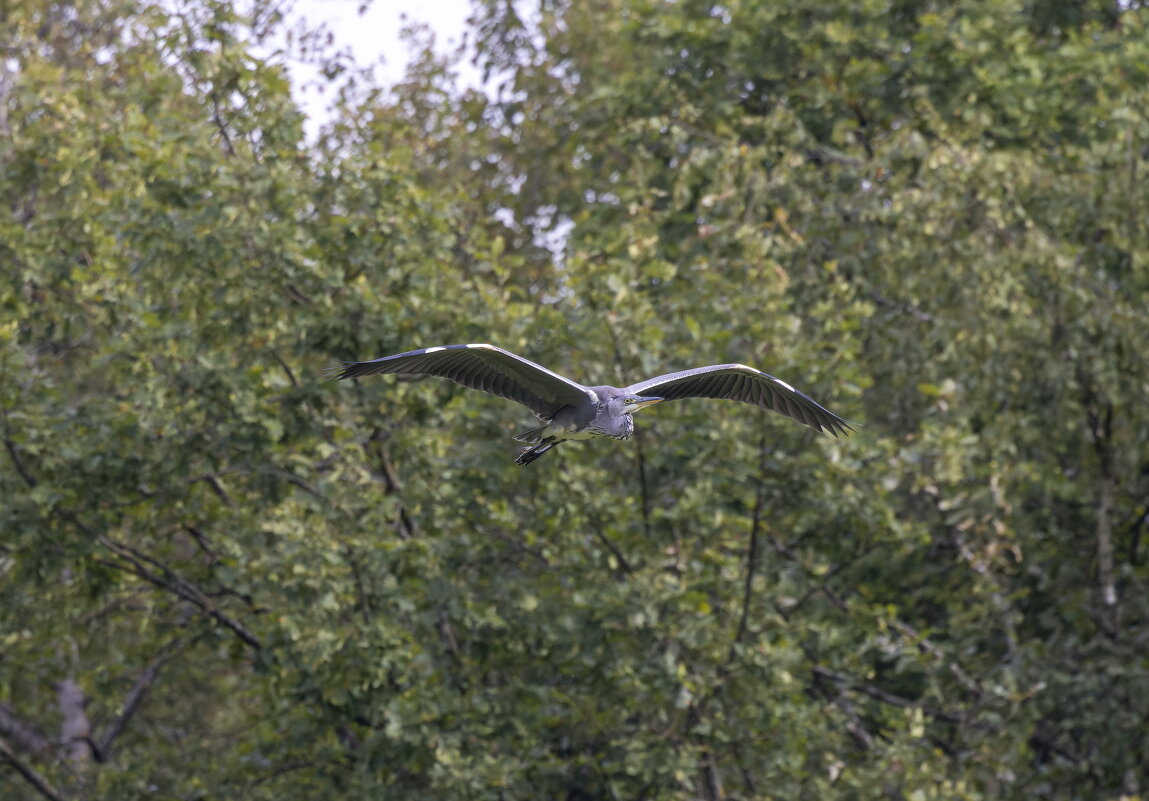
[604, 388, 664, 416]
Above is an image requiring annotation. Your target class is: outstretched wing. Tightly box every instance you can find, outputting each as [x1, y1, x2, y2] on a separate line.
[626, 364, 853, 437]
[330, 344, 596, 420]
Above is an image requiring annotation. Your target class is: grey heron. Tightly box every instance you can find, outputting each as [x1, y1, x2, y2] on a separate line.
[332, 344, 852, 465]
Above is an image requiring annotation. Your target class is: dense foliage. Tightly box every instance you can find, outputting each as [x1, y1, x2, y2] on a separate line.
[2, 0, 1146, 798]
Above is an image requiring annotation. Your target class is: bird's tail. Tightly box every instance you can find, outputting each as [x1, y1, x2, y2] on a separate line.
[515, 437, 560, 466]
[513, 423, 550, 443]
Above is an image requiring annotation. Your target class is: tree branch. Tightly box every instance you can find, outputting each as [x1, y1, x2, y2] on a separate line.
[270, 349, 299, 388]
[3, 437, 261, 649]
[891, 620, 984, 698]
[810, 668, 875, 751]
[1077, 365, 1119, 637]
[0, 736, 65, 801]
[587, 509, 633, 576]
[202, 474, 235, 507]
[369, 428, 417, 539]
[183, 524, 220, 564]
[728, 436, 766, 663]
[634, 429, 654, 541]
[210, 93, 237, 157]
[473, 523, 550, 570]
[867, 289, 934, 323]
[4, 438, 38, 488]
[0, 705, 50, 757]
[94, 538, 261, 650]
[0, 55, 14, 140]
[811, 665, 961, 724]
[96, 635, 202, 759]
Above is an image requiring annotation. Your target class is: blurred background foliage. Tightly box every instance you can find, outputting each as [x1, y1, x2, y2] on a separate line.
[1, 0, 1147, 798]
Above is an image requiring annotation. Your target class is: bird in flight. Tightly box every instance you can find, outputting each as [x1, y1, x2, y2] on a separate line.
[332, 344, 852, 465]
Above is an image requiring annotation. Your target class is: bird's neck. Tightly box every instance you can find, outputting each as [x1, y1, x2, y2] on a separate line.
[616, 414, 635, 440]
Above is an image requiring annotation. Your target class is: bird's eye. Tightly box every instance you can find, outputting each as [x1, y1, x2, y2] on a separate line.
[624, 398, 634, 404]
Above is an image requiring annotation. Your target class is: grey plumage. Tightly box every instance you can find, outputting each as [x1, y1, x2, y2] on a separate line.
[625, 364, 853, 438]
[332, 344, 852, 464]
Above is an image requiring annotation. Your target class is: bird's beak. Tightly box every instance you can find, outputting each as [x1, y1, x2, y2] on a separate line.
[631, 396, 665, 412]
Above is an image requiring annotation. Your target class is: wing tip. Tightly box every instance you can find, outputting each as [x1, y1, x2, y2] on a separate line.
[822, 417, 858, 438]
[325, 361, 359, 381]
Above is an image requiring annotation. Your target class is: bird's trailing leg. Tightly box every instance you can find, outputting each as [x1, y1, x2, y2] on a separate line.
[515, 437, 561, 465]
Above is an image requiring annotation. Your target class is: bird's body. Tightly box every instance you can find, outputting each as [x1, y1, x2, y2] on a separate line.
[544, 387, 640, 439]
[332, 344, 852, 464]
[511, 385, 655, 463]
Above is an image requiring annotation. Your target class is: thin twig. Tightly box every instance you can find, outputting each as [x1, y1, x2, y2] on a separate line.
[203, 474, 235, 507]
[369, 428, 417, 539]
[728, 436, 767, 662]
[587, 510, 633, 575]
[810, 668, 875, 750]
[210, 94, 237, 157]
[868, 290, 934, 323]
[183, 524, 220, 564]
[634, 430, 654, 540]
[891, 620, 983, 698]
[473, 523, 550, 570]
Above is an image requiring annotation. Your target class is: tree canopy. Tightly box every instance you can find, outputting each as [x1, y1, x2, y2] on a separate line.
[2, 0, 1147, 799]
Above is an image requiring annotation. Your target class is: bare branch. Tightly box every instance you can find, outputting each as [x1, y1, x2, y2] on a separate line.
[811, 665, 961, 724]
[210, 94, 237, 157]
[369, 429, 417, 539]
[277, 469, 320, 498]
[96, 635, 201, 759]
[806, 145, 863, 167]
[868, 290, 934, 323]
[810, 669, 875, 750]
[203, 474, 236, 507]
[1076, 364, 1119, 636]
[473, 523, 550, 570]
[587, 509, 633, 576]
[4, 439, 38, 489]
[270, 350, 299, 388]
[0, 736, 65, 801]
[728, 436, 766, 662]
[183, 524, 220, 564]
[891, 620, 983, 698]
[634, 429, 654, 542]
[0, 705, 50, 757]
[2, 436, 259, 649]
[94, 538, 261, 650]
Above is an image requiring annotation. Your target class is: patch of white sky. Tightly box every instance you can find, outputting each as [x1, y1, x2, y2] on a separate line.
[282, 0, 573, 265]
[284, 0, 483, 137]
